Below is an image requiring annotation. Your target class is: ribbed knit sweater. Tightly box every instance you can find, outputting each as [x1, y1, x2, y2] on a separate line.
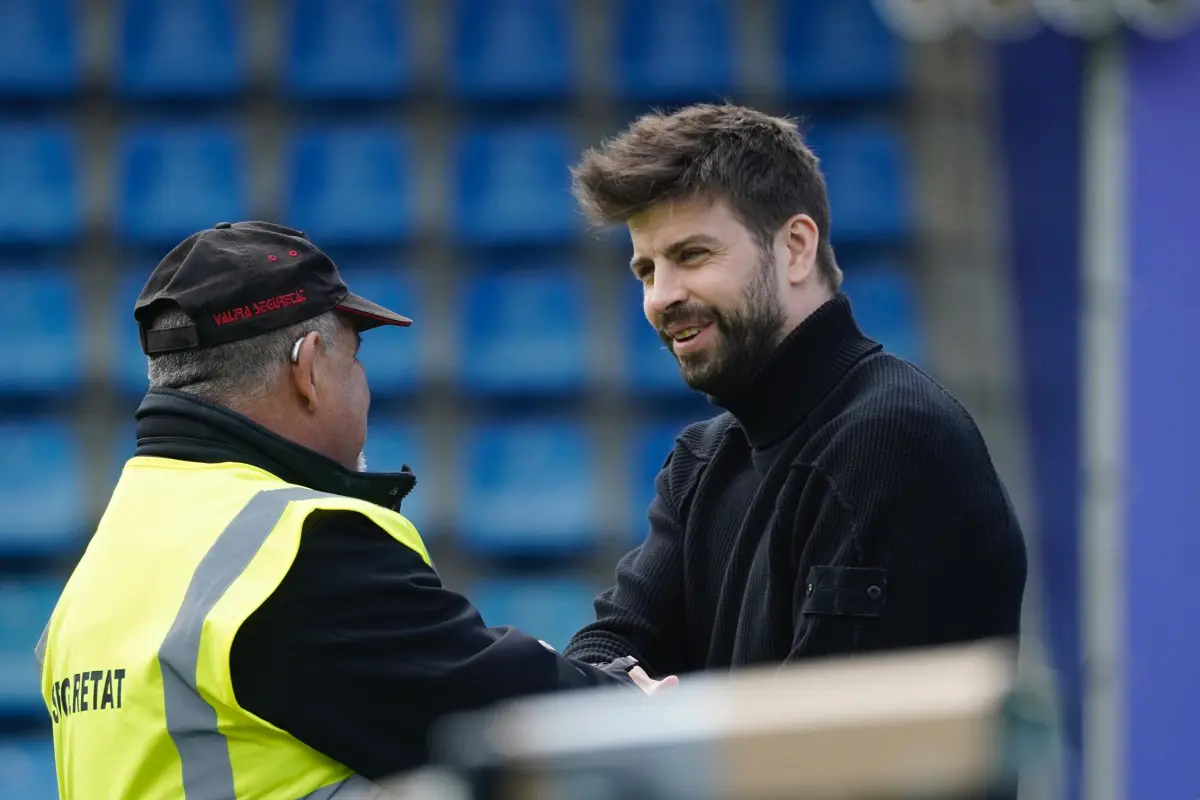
[565, 293, 1027, 675]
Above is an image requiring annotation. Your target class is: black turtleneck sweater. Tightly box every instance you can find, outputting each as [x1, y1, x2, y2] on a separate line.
[565, 294, 1028, 675]
[132, 389, 635, 781]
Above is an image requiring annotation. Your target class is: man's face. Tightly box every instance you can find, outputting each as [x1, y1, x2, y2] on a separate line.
[629, 198, 786, 396]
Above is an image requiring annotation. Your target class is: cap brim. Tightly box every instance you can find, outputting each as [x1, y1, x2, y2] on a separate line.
[336, 292, 413, 330]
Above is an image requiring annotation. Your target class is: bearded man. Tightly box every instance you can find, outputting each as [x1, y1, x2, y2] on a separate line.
[564, 104, 1027, 679]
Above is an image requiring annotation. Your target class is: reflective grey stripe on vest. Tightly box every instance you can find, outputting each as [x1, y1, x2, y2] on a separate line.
[157, 486, 385, 800]
[33, 620, 48, 672]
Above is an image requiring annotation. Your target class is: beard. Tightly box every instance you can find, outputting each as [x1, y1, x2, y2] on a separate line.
[655, 255, 786, 397]
[356, 450, 368, 472]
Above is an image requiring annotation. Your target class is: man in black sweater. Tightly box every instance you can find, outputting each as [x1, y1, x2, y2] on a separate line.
[564, 104, 1028, 679]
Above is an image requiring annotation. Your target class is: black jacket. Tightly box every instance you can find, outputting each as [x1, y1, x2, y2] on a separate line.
[565, 294, 1028, 675]
[133, 389, 635, 780]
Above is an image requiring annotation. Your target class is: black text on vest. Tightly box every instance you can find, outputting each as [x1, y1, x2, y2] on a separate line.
[49, 669, 126, 723]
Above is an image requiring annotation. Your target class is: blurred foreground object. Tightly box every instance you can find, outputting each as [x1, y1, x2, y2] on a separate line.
[381, 640, 1053, 800]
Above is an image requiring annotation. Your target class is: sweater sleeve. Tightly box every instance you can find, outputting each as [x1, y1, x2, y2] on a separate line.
[229, 510, 636, 781]
[784, 408, 1027, 661]
[563, 452, 690, 677]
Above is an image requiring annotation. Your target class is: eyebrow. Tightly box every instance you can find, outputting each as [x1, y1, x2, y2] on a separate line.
[629, 234, 722, 274]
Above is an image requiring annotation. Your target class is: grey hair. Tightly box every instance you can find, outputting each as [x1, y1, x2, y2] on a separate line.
[146, 308, 345, 406]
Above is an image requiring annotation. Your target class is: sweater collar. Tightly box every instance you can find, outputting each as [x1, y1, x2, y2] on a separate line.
[712, 293, 880, 449]
[133, 388, 416, 511]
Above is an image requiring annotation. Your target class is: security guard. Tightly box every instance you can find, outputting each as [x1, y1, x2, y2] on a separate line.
[36, 222, 669, 799]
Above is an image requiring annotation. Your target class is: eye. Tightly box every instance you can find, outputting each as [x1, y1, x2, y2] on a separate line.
[679, 248, 707, 264]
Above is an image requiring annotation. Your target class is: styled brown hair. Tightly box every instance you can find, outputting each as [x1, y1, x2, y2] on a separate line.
[572, 103, 842, 290]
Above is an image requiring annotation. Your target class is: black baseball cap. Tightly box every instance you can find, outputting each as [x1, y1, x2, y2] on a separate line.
[134, 221, 412, 356]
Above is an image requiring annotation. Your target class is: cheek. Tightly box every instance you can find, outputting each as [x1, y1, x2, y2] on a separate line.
[352, 362, 370, 409]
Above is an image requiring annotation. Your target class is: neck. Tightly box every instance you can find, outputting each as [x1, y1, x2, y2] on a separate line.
[230, 396, 339, 469]
[712, 293, 880, 449]
[782, 285, 836, 337]
[134, 388, 414, 509]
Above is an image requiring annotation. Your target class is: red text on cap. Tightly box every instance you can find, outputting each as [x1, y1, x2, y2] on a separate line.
[213, 289, 308, 327]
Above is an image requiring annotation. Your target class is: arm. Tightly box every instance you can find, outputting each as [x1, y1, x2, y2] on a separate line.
[230, 511, 635, 780]
[785, 421, 1027, 661]
[563, 453, 690, 677]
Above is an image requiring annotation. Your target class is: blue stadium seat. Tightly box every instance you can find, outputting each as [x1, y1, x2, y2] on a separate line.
[450, 0, 574, 101]
[459, 421, 597, 559]
[0, 266, 82, 396]
[0, 580, 60, 720]
[627, 421, 689, 544]
[841, 261, 924, 364]
[471, 577, 597, 653]
[459, 267, 588, 396]
[283, 0, 410, 99]
[807, 122, 910, 244]
[0, 422, 86, 557]
[116, 124, 249, 245]
[284, 126, 414, 246]
[0, 122, 82, 245]
[117, 0, 245, 98]
[780, 0, 903, 100]
[453, 124, 578, 246]
[0, 0, 80, 97]
[621, 279, 696, 396]
[363, 419, 429, 535]
[337, 265, 423, 395]
[113, 271, 150, 396]
[0, 736, 57, 798]
[614, 0, 735, 102]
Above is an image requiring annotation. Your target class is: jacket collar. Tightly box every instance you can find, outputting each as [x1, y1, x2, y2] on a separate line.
[712, 293, 881, 449]
[133, 389, 416, 511]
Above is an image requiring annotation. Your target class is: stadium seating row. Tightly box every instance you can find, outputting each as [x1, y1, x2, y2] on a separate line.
[0, 0, 901, 102]
[0, 415, 697, 558]
[0, 262, 922, 396]
[0, 119, 910, 246]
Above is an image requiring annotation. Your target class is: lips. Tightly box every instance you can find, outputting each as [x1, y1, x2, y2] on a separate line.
[670, 325, 704, 342]
[663, 316, 713, 340]
[658, 304, 719, 350]
[668, 322, 715, 355]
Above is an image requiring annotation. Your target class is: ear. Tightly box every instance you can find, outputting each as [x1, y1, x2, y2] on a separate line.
[783, 213, 820, 287]
[289, 331, 323, 413]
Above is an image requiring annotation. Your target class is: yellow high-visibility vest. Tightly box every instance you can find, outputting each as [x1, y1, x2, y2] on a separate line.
[39, 455, 431, 799]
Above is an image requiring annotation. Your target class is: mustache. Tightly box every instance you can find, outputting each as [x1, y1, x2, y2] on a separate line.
[656, 303, 720, 336]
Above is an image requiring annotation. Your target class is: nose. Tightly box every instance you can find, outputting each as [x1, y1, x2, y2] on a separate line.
[644, 264, 688, 319]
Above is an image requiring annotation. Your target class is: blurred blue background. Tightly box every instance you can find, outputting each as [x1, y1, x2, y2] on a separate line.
[2, 0, 1199, 797]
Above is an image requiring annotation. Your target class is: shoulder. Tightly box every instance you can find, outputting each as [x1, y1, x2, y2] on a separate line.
[295, 495, 430, 566]
[299, 508, 426, 560]
[238, 510, 445, 647]
[233, 511, 440, 672]
[676, 412, 739, 461]
[297, 510, 432, 575]
[815, 353, 993, 476]
[641, 411, 736, 512]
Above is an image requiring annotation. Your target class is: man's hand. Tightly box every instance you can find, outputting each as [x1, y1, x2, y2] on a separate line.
[628, 665, 679, 695]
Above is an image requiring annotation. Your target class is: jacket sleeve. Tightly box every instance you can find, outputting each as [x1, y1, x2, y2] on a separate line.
[563, 453, 690, 677]
[784, 417, 1027, 662]
[229, 510, 635, 781]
